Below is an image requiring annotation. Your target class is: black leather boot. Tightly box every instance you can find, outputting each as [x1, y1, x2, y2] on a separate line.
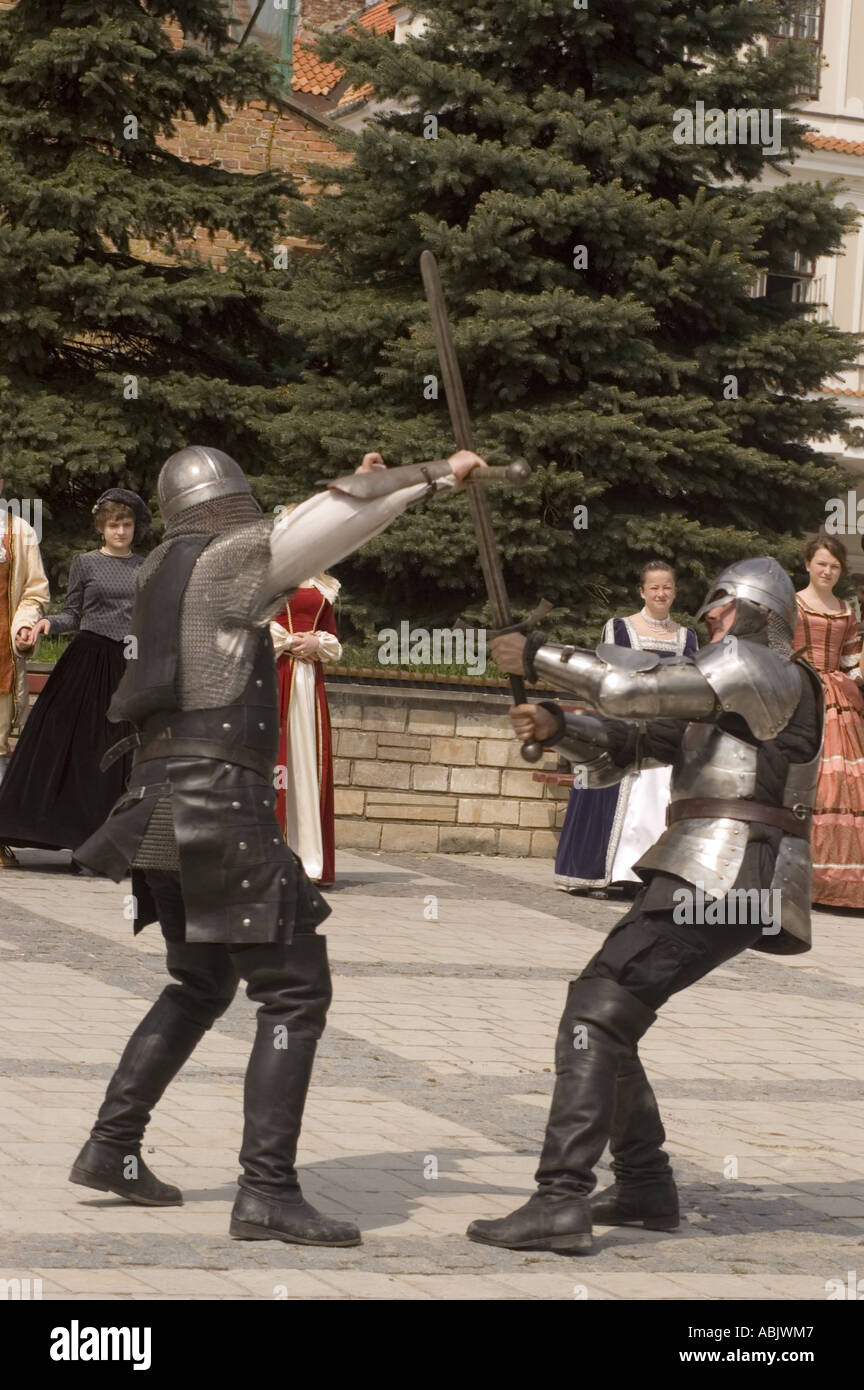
[229, 935, 361, 1247]
[70, 994, 207, 1206]
[590, 1049, 679, 1230]
[70, 1140, 183, 1207]
[467, 978, 656, 1254]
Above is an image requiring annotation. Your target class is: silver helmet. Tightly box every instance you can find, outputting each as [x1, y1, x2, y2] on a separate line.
[695, 556, 797, 649]
[157, 446, 253, 522]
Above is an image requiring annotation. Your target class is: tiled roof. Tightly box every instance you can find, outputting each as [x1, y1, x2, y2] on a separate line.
[292, 3, 398, 99]
[292, 43, 344, 97]
[804, 133, 864, 157]
[337, 81, 375, 107]
[357, 0, 398, 34]
[821, 386, 864, 397]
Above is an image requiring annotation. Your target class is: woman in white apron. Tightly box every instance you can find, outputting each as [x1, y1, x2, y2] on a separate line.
[551, 562, 697, 895]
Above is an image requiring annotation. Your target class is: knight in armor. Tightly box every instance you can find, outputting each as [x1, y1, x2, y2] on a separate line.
[469, 557, 824, 1254]
[70, 443, 485, 1247]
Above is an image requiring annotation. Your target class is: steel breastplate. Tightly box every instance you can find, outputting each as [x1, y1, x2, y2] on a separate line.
[636, 724, 758, 895]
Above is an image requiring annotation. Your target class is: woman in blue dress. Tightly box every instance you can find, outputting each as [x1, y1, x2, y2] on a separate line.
[552, 561, 698, 895]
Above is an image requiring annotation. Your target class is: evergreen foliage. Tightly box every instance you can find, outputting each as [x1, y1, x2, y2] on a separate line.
[275, 0, 859, 638]
[0, 0, 300, 576]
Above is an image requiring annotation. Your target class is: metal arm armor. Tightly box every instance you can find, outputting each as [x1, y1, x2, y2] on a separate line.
[531, 641, 718, 721]
[534, 703, 624, 786]
[691, 639, 803, 740]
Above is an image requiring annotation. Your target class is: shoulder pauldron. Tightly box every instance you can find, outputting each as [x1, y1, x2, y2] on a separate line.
[692, 639, 802, 740]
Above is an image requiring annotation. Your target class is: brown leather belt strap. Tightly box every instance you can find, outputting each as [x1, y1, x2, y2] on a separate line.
[133, 738, 274, 781]
[667, 797, 811, 840]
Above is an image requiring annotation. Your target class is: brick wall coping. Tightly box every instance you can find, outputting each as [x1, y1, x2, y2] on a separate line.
[27, 660, 557, 702]
[325, 680, 513, 712]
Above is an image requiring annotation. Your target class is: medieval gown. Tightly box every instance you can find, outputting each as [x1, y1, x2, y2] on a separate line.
[794, 596, 864, 908]
[0, 550, 142, 852]
[553, 616, 698, 891]
[270, 577, 341, 885]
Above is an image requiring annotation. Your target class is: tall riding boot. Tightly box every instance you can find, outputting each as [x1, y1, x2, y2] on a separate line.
[229, 935, 361, 1247]
[467, 978, 656, 1254]
[590, 1049, 679, 1230]
[70, 994, 207, 1206]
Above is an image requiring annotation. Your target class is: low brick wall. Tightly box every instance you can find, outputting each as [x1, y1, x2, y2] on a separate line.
[327, 681, 568, 856]
[23, 667, 570, 858]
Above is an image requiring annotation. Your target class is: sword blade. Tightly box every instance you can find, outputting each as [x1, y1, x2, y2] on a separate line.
[420, 251, 514, 634]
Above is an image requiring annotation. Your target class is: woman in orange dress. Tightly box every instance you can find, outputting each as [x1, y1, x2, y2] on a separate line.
[795, 536, 864, 908]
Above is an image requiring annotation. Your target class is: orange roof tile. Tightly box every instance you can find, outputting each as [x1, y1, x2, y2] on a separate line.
[804, 132, 864, 157]
[337, 80, 375, 107]
[821, 386, 864, 397]
[291, 5, 398, 100]
[358, 1, 398, 35]
[291, 41, 344, 97]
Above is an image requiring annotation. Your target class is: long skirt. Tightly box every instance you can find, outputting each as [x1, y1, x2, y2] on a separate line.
[0, 632, 131, 852]
[554, 766, 672, 891]
[810, 670, 864, 908]
[274, 656, 336, 885]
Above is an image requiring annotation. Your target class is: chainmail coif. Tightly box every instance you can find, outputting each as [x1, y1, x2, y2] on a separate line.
[164, 493, 263, 538]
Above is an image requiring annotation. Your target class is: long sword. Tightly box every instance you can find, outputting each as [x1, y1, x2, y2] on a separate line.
[420, 250, 544, 764]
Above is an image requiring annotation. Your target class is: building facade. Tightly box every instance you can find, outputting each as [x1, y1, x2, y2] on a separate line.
[757, 2, 864, 557]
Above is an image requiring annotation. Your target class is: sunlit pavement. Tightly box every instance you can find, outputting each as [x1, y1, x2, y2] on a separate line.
[0, 847, 862, 1301]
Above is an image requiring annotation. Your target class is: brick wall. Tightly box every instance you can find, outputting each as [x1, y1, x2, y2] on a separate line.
[23, 670, 568, 856]
[150, 102, 346, 265]
[0, 3, 346, 267]
[303, 0, 367, 27]
[328, 683, 568, 856]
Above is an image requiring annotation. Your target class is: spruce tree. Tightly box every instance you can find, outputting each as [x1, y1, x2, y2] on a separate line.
[0, 0, 300, 574]
[275, 0, 859, 640]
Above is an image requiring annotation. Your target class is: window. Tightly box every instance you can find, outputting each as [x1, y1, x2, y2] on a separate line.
[752, 253, 828, 319]
[767, 2, 825, 101]
[776, 2, 824, 43]
[226, 1, 301, 87]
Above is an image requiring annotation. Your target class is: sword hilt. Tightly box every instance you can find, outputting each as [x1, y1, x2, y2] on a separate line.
[492, 602, 555, 763]
[508, 674, 545, 763]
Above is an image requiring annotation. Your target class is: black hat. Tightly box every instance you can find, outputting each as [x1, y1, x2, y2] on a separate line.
[92, 488, 151, 543]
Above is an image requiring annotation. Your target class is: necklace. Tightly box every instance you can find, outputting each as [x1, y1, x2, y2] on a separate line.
[101, 547, 131, 557]
[640, 607, 675, 629]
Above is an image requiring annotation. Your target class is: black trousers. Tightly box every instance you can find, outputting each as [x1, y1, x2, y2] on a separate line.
[146, 869, 323, 1029]
[579, 902, 763, 1009]
[122, 870, 333, 1197]
[529, 902, 765, 1197]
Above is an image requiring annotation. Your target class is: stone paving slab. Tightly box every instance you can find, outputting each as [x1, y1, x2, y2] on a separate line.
[0, 847, 863, 1301]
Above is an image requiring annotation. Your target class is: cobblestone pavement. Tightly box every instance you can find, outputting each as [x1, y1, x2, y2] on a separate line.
[0, 848, 862, 1301]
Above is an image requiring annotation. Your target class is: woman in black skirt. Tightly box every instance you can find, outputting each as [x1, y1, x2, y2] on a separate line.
[0, 488, 150, 862]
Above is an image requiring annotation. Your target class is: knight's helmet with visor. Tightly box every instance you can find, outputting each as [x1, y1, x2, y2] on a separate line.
[695, 556, 797, 654]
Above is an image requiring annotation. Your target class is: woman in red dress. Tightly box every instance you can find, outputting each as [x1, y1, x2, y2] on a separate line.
[794, 536, 864, 908]
[270, 572, 341, 887]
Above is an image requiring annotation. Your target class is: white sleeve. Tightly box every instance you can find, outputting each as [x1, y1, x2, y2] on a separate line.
[316, 631, 343, 663]
[269, 621, 294, 659]
[265, 480, 454, 606]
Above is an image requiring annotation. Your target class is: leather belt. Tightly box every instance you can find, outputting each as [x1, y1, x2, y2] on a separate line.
[100, 732, 142, 772]
[667, 797, 811, 840]
[132, 737, 274, 780]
